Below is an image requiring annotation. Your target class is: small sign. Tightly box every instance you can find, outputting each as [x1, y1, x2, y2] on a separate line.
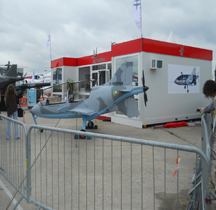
[27, 89, 37, 107]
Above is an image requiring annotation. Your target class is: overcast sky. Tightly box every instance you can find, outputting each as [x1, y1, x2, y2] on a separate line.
[0, 0, 215, 75]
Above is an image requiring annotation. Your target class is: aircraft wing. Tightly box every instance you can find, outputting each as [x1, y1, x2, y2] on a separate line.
[119, 86, 141, 92]
[58, 106, 97, 116]
[68, 107, 97, 115]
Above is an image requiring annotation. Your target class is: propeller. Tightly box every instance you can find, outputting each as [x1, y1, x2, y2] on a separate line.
[17, 72, 27, 79]
[142, 70, 149, 106]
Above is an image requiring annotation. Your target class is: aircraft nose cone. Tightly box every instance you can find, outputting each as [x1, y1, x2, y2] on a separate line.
[174, 79, 178, 84]
[30, 103, 40, 115]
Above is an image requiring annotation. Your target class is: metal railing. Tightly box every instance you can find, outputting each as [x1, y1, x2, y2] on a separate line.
[0, 113, 215, 209]
[0, 114, 28, 209]
[27, 125, 209, 210]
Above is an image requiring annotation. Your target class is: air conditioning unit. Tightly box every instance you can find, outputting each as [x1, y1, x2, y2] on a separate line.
[150, 59, 157, 70]
[150, 59, 163, 70]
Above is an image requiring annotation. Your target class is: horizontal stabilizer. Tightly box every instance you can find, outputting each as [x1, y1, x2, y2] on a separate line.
[109, 96, 139, 118]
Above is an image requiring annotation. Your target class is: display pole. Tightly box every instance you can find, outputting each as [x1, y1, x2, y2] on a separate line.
[50, 35, 52, 69]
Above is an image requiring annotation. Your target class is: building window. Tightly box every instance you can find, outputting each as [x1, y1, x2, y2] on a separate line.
[53, 68, 62, 92]
[92, 64, 106, 71]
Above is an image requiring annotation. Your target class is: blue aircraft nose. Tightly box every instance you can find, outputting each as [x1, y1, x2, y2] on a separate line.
[30, 103, 41, 115]
[174, 78, 181, 85]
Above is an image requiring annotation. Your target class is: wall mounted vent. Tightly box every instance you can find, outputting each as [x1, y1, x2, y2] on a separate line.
[150, 59, 163, 70]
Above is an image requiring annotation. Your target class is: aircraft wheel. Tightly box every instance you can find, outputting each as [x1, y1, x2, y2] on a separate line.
[87, 121, 94, 129]
[79, 129, 86, 139]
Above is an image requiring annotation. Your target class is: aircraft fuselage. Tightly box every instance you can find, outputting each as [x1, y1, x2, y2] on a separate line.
[30, 84, 143, 121]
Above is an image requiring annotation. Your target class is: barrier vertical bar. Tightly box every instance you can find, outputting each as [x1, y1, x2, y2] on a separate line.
[102, 138, 104, 210]
[64, 133, 66, 210]
[71, 134, 73, 210]
[111, 139, 113, 210]
[152, 146, 155, 210]
[131, 142, 132, 210]
[45, 130, 48, 207]
[51, 133, 54, 209]
[93, 137, 96, 210]
[177, 150, 179, 210]
[26, 123, 31, 203]
[164, 148, 166, 210]
[201, 114, 212, 209]
[141, 145, 143, 210]
[121, 141, 122, 210]
[86, 137, 87, 210]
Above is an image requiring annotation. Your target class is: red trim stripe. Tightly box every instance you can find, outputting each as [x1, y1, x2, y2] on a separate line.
[51, 38, 212, 68]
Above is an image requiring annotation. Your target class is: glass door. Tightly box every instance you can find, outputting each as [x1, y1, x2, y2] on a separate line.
[92, 69, 110, 86]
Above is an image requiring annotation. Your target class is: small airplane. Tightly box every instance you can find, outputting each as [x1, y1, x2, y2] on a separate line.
[16, 82, 51, 98]
[30, 61, 149, 135]
[0, 64, 24, 90]
[23, 72, 51, 84]
[174, 67, 199, 93]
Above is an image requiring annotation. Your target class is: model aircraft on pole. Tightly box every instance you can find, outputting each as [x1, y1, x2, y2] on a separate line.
[30, 62, 149, 134]
[0, 64, 24, 90]
[174, 67, 199, 93]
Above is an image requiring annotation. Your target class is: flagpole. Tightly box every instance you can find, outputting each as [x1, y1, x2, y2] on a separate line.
[140, 0, 143, 38]
[133, 0, 142, 38]
[50, 35, 52, 69]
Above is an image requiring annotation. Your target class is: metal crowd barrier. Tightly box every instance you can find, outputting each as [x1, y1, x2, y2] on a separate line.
[200, 113, 216, 204]
[0, 114, 28, 209]
[27, 125, 210, 210]
[0, 113, 214, 210]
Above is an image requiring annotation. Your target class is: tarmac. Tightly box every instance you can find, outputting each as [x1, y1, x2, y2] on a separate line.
[0, 106, 216, 210]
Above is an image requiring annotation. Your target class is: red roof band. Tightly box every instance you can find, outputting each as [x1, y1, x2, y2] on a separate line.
[51, 38, 212, 68]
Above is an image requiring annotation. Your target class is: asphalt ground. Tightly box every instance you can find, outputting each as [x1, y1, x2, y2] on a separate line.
[0, 107, 216, 210]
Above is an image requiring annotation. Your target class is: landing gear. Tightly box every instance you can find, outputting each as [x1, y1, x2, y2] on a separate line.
[87, 121, 94, 129]
[79, 129, 86, 139]
[86, 121, 98, 129]
[75, 129, 92, 139]
[74, 120, 98, 139]
[32, 114, 43, 133]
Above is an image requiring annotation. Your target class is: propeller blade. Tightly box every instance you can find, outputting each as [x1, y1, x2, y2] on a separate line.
[142, 70, 149, 107]
[144, 92, 148, 106]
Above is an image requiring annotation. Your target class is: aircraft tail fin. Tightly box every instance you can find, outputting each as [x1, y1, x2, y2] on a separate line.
[5, 65, 18, 77]
[108, 62, 133, 85]
[191, 67, 196, 75]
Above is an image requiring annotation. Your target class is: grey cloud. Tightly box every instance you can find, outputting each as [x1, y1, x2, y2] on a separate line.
[0, 0, 216, 72]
